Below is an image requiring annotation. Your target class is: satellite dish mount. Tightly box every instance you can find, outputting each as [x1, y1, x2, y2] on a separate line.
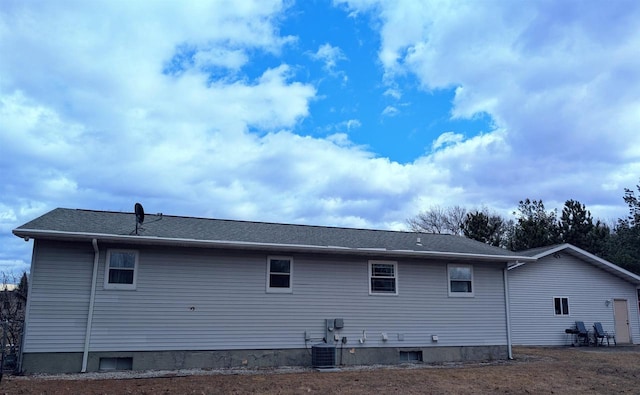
[134, 203, 145, 235]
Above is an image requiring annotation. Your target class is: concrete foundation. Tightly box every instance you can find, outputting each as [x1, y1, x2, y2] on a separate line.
[21, 345, 508, 374]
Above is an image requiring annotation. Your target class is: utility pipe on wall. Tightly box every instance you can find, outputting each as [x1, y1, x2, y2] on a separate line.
[81, 239, 100, 372]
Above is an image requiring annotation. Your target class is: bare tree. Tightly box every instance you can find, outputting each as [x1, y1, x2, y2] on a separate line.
[0, 272, 27, 370]
[407, 205, 467, 235]
[407, 206, 446, 234]
[445, 206, 467, 235]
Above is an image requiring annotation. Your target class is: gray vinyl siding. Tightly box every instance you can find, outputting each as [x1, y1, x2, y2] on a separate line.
[25, 242, 509, 353]
[23, 240, 94, 352]
[509, 253, 640, 345]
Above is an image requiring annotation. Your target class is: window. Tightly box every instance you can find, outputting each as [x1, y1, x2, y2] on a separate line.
[448, 264, 473, 297]
[554, 297, 569, 315]
[267, 256, 293, 293]
[99, 357, 133, 371]
[369, 261, 398, 295]
[104, 250, 138, 290]
[399, 351, 423, 362]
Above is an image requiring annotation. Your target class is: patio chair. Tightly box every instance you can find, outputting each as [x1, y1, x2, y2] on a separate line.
[575, 321, 590, 346]
[593, 322, 616, 346]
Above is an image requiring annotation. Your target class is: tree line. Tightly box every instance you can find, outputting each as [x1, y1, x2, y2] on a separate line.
[407, 181, 640, 274]
[0, 272, 28, 360]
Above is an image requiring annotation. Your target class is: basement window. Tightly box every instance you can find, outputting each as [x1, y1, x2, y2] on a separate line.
[399, 351, 422, 362]
[99, 357, 133, 371]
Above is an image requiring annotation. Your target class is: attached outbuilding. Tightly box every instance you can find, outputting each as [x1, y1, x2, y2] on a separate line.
[14, 207, 535, 374]
[508, 244, 640, 346]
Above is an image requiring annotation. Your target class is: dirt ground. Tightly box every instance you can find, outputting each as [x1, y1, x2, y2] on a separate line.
[1, 346, 639, 394]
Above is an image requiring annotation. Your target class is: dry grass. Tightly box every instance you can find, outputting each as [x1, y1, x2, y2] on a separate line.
[2, 346, 639, 394]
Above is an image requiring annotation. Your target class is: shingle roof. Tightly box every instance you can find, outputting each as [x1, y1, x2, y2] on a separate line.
[14, 208, 528, 260]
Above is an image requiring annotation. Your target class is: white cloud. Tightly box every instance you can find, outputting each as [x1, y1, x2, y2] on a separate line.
[2, 0, 640, 274]
[192, 47, 249, 71]
[327, 133, 351, 146]
[311, 43, 347, 72]
[345, 119, 361, 130]
[340, 0, 640, 215]
[431, 132, 464, 151]
[384, 88, 401, 100]
[0, 1, 315, 268]
[333, 119, 362, 132]
[381, 105, 399, 117]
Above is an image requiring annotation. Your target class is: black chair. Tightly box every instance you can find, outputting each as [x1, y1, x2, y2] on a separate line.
[575, 321, 590, 346]
[593, 322, 616, 346]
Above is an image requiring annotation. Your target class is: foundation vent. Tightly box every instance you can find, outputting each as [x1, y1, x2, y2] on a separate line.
[311, 344, 336, 368]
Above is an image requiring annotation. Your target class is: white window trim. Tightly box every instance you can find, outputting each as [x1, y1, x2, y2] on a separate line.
[368, 260, 398, 296]
[266, 256, 293, 294]
[553, 296, 570, 316]
[447, 264, 474, 297]
[104, 249, 138, 290]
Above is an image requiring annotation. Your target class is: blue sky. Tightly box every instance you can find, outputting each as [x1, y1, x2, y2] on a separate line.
[1, 0, 640, 275]
[272, 1, 492, 162]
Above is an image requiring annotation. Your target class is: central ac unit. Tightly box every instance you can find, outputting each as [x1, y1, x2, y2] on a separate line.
[311, 343, 336, 368]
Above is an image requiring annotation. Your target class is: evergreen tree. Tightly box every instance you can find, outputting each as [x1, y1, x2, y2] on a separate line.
[622, 184, 640, 226]
[462, 210, 506, 247]
[510, 199, 560, 251]
[559, 199, 610, 255]
[604, 181, 640, 274]
[17, 272, 28, 299]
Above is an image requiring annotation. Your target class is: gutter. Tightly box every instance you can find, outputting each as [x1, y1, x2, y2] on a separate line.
[81, 239, 99, 373]
[12, 229, 536, 263]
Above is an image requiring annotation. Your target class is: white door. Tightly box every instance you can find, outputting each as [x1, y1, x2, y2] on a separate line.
[614, 299, 631, 343]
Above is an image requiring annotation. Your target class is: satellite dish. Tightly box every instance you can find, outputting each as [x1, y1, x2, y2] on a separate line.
[135, 203, 145, 225]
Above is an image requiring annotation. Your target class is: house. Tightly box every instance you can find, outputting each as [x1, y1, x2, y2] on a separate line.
[13, 207, 534, 374]
[508, 244, 640, 346]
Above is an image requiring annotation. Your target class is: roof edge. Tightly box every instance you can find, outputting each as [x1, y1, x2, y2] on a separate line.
[526, 243, 572, 259]
[510, 243, 640, 284]
[13, 228, 535, 263]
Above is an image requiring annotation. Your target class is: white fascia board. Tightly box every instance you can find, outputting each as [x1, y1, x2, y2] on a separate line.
[525, 243, 640, 284]
[527, 243, 572, 259]
[564, 244, 640, 284]
[507, 261, 528, 270]
[13, 228, 535, 263]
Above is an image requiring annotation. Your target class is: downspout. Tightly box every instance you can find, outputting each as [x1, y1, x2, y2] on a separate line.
[503, 265, 513, 360]
[81, 239, 99, 372]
